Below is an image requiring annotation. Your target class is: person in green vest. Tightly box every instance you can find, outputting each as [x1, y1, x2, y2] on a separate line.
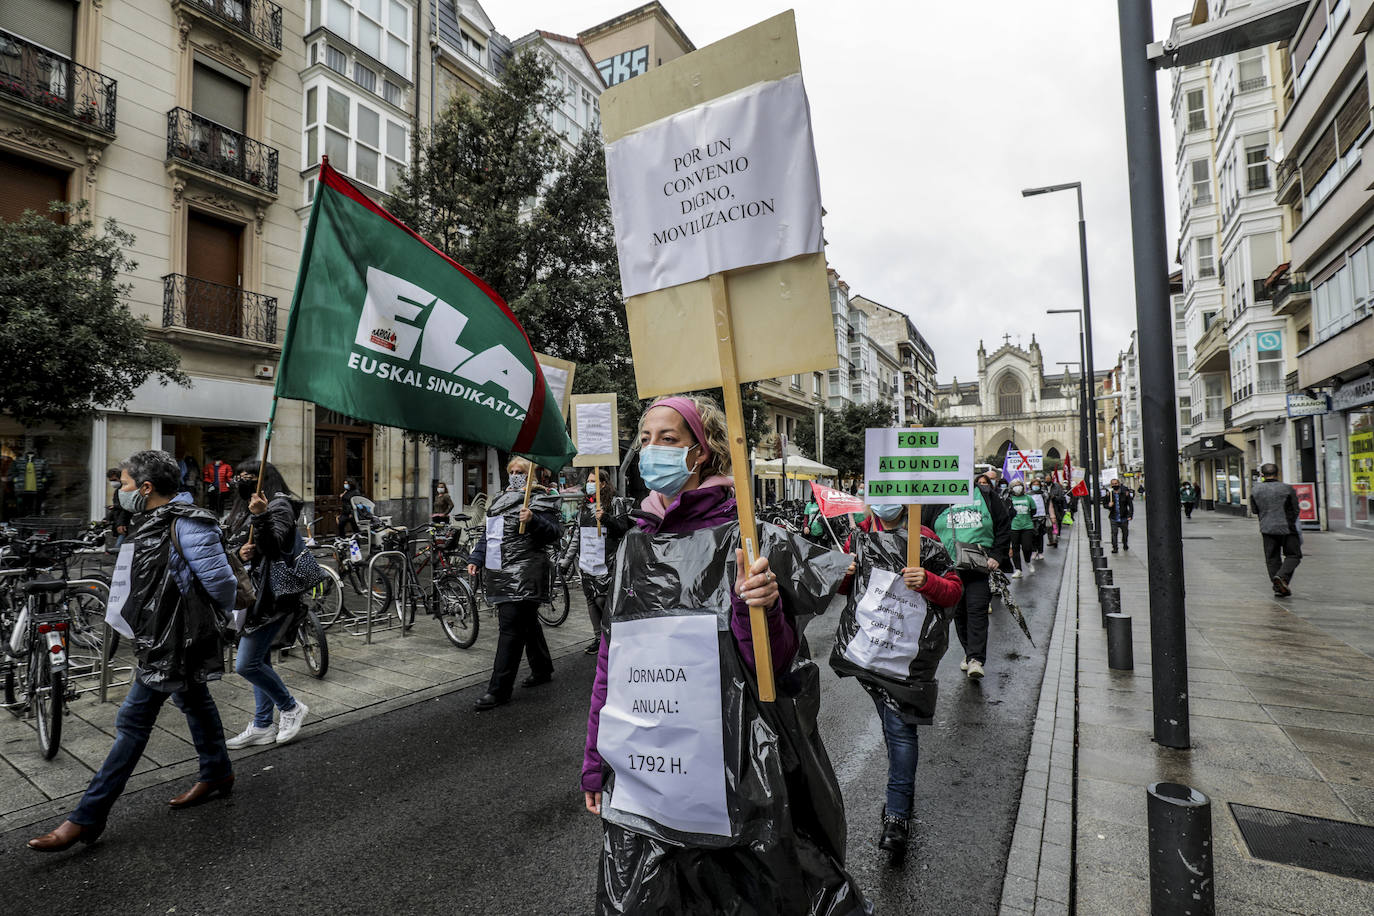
[932, 473, 1011, 680]
[1008, 482, 1037, 578]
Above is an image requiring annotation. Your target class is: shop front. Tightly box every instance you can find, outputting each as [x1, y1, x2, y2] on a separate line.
[0, 417, 92, 524]
[1331, 375, 1374, 531]
[1182, 435, 1246, 515]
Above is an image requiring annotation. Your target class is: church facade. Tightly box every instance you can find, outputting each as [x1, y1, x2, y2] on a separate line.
[935, 336, 1108, 471]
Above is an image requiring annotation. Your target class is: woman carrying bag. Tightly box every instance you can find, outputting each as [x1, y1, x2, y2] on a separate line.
[224, 460, 318, 748]
[933, 473, 1010, 680]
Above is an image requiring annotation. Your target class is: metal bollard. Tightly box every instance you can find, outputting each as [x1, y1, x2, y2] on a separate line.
[1099, 584, 1121, 628]
[1095, 567, 1114, 587]
[1147, 782, 1214, 915]
[1106, 613, 1134, 669]
[1093, 553, 1108, 570]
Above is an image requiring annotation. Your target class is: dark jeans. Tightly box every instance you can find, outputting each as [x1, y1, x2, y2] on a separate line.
[489, 600, 552, 699]
[872, 694, 919, 819]
[1263, 533, 1302, 584]
[953, 571, 991, 664]
[1183, 502, 1195, 518]
[236, 625, 298, 728]
[1110, 517, 1131, 549]
[1011, 529, 1035, 570]
[71, 677, 231, 827]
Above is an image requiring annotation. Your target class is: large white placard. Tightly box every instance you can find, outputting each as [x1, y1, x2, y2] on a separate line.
[579, 526, 608, 577]
[484, 516, 504, 570]
[863, 427, 976, 504]
[599, 613, 730, 837]
[574, 401, 615, 457]
[103, 542, 136, 639]
[605, 73, 823, 298]
[841, 568, 929, 679]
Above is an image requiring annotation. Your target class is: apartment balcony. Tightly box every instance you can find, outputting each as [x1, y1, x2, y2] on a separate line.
[1193, 316, 1230, 373]
[166, 108, 278, 203]
[1238, 77, 1268, 93]
[171, 0, 283, 57]
[0, 30, 117, 143]
[1271, 277, 1311, 317]
[1229, 379, 1289, 428]
[162, 274, 278, 347]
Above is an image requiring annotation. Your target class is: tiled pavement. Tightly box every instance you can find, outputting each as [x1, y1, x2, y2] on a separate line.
[0, 588, 597, 832]
[1006, 507, 1374, 915]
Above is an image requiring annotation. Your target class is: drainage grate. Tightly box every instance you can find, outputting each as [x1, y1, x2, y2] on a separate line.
[1181, 535, 1214, 540]
[1231, 803, 1374, 882]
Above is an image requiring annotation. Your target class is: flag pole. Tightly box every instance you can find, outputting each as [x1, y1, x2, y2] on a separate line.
[710, 273, 776, 703]
[245, 395, 278, 546]
[518, 460, 536, 534]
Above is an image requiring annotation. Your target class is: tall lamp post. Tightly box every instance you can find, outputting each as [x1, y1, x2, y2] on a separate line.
[1025, 180, 1102, 537]
[1055, 355, 1091, 521]
[1050, 313, 1094, 532]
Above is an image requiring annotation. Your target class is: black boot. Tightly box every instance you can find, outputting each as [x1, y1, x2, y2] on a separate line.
[878, 807, 909, 857]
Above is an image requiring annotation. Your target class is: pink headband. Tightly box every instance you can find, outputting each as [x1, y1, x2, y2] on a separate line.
[649, 397, 711, 462]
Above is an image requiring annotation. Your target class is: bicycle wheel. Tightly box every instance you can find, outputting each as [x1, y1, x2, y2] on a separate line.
[539, 569, 571, 627]
[349, 560, 396, 615]
[304, 566, 345, 628]
[64, 584, 117, 657]
[297, 610, 329, 679]
[435, 577, 479, 648]
[32, 650, 63, 760]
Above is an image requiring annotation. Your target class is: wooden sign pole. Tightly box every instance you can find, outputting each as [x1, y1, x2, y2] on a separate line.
[518, 462, 535, 534]
[596, 468, 603, 537]
[907, 505, 920, 569]
[710, 273, 776, 703]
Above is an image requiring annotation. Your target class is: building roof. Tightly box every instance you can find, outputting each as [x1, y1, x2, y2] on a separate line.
[578, 2, 696, 52]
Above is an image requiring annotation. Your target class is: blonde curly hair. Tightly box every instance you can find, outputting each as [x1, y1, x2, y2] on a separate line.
[639, 395, 732, 479]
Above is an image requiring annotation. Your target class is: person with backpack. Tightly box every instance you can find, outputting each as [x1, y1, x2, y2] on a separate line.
[223, 460, 312, 748]
[28, 450, 237, 852]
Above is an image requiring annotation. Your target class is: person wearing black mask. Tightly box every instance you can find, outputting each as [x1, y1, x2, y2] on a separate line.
[1103, 478, 1134, 553]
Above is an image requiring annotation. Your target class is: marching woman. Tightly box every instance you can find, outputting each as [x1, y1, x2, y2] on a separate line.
[1029, 478, 1050, 559]
[831, 502, 962, 858]
[933, 473, 1011, 680]
[1008, 481, 1037, 578]
[560, 468, 632, 655]
[581, 396, 868, 915]
[467, 457, 561, 711]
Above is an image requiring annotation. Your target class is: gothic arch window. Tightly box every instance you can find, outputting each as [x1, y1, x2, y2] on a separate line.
[1046, 447, 1061, 460]
[998, 375, 1023, 416]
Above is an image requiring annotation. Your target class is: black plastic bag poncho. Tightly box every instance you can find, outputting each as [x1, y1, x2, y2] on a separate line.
[481, 490, 561, 604]
[596, 522, 872, 916]
[828, 528, 953, 725]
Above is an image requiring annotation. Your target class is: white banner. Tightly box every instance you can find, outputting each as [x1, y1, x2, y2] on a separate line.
[1009, 449, 1043, 472]
[605, 74, 823, 298]
[599, 614, 730, 837]
[841, 568, 929, 679]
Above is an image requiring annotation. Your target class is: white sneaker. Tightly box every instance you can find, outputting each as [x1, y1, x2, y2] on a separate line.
[226, 723, 276, 749]
[967, 659, 985, 679]
[1011, 569, 1023, 579]
[960, 656, 969, 671]
[1027, 563, 1036, 575]
[276, 701, 309, 744]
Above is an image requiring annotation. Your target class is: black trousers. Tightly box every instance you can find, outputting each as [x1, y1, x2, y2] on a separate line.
[489, 600, 552, 699]
[1011, 529, 1035, 569]
[1110, 518, 1130, 549]
[1262, 533, 1302, 584]
[583, 586, 607, 634]
[953, 572, 991, 664]
[1183, 502, 1194, 518]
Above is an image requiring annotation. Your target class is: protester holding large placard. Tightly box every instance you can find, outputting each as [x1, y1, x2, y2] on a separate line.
[932, 472, 1012, 680]
[581, 396, 866, 914]
[559, 468, 632, 655]
[830, 504, 962, 859]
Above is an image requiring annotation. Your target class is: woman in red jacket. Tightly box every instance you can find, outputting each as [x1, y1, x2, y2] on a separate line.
[831, 504, 962, 860]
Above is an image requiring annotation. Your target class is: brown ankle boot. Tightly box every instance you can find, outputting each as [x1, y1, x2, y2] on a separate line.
[28, 820, 103, 852]
[168, 774, 235, 809]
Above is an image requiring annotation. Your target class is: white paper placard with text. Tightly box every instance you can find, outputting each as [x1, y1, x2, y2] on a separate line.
[605, 73, 823, 298]
[103, 542, 136, 639]
[599, 613, 730, 837]
[571, 393, 620, 467]
[841, 568, 929, 679]
[864, 427, 975, 504]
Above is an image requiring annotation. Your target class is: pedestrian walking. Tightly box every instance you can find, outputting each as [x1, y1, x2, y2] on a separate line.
[581, 396, 868, 914]
[559, 468, 631, 655]
[1029, 478, 1049, 558]
[28, 450, 236, 852]
[1179, 479, 1198, 519]
[105, 467, 132, 547]
[467, 456, 560, 711]
[1104, 478, 1134, 553]
[932, 473, 1011, 679]
[202, 457, 233, 518]
[1249, 463, 1302, 596]
[831, 504, 962, 859]
[1008, 482, 1036, 577]
[432, 480, 454, 522]
[224, 460, 312, 748]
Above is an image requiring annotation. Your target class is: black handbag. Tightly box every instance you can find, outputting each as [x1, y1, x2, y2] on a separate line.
[948, 508, 992, 573]
[268, 528, 327, 596]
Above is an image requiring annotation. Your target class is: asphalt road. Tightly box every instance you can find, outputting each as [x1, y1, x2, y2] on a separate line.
[0, 532, 1069, 915]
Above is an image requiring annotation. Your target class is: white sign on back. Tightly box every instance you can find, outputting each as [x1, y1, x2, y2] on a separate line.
[841, 568, 929, 679]
[103, 542, 136, 639]
[605, 74, 823, 298]
[863, 427, 976, 504]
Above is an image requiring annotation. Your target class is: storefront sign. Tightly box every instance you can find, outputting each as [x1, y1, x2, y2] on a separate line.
[863, 427, 975, 503]
[1332, 375, 1374, 411]
[1292, 482, 1319, 523]
[1286, 393, 1331, 417]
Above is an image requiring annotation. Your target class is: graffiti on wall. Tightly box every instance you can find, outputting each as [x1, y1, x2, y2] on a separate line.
[597, 46, 649, 86]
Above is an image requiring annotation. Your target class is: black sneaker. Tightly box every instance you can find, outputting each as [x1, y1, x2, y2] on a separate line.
[878, 807, 909, 857]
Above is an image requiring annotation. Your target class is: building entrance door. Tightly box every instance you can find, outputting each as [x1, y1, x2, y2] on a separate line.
[313, 410, 372, 536]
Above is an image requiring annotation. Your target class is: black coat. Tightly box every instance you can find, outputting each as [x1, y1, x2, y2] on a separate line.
[469, 490, 561, 603]
[1104, 486, 1135, 521]
[242, 493, 307, 647]
[559, 496, 633, 602]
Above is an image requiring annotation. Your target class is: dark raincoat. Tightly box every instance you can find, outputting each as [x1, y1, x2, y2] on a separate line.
[559, 495, 633, 612]
[242, 493, 308, 649]
[470, 489, 562, 603]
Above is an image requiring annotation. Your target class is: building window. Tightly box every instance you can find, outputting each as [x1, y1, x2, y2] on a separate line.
[1175, 344, 1189, 381]
[1196, 236, 1215, 278]
[1191, 159, 1211, 203]
[1256, 334, 1284, 392]
[325, 44, 347, 76]
[1186, 88, 1206, 131]
[383, 80, 403, 106]
[304, 86, 318, 167]
[1178, 396, 1191, 435]
[354, 63, 376, 93]
[1237, 51, 1265, 91]
[325, 0, 410, 79]
[1205, 375, 1224, 419]
[1246, 139, 1269, 192]
[997, 376, 1023, 416]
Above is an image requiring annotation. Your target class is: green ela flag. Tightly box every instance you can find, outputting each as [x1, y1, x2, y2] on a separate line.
[274, 160, 575, 468]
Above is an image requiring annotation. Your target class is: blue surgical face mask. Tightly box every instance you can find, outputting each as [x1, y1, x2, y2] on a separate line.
[872, 504, 905, 522]
[639, 444, 698, 497]
[1031, 486, 1042, 493]
[585, 481, 597, 496]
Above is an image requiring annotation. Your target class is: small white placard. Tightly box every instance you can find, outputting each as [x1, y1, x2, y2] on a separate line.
[104, 542, 136, 639]
[579, 526, 608, 577]
[864, 427, 976, 504]
[484, 516, 504, 571]
[574, 401, 615, 457]
[1031, 494, 1047, 517]
[599, 614, 730, 837]
[1008, 449, 1044, 472]
[841, 567, 929, 679]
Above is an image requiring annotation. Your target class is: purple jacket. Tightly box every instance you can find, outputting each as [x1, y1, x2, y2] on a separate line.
[580, 479, 798, 793]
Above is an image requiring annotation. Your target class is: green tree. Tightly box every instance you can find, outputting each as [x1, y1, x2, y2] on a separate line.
[0, 202, 185, 428]
[823, 401, 896, 481]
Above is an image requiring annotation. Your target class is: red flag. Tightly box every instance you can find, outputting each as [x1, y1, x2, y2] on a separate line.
[1071, 479, 1089, 497]
[1064, 450, 1073, 482]
[810, 482, 866, 518]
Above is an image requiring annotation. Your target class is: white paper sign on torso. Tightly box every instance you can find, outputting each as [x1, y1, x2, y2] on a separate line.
[599, 613, 731, 837]
[103, 542, 137, 639]
[579, 526, 608, 577]
[1031, 494, 1047, 517]
[841, 567, 929, 679]
[574, 401, 615, 456]
[605, 73, 823, 298]
[484, 516, 504, 570]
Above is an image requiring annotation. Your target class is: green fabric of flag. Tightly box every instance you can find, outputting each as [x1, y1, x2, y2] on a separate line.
[275, 161, 575, 468]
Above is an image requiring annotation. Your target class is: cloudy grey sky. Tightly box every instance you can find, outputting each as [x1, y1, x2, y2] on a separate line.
[495, 1, 1183, 383]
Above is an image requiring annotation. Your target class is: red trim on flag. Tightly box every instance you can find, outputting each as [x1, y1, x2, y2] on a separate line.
[315, 158, 548, 454]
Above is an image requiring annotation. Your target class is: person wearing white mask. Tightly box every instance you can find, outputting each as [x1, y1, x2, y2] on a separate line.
[559, 468, 630, 655]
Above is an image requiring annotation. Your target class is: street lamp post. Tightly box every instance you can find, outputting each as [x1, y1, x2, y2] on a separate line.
[1056, 354, 1091, 523]
[1026, 184, 1103, 538]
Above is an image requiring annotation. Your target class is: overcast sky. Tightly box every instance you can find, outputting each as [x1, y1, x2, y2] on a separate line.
[495, 1, 1183, 383]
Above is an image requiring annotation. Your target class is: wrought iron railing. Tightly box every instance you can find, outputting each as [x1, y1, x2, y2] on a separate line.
[1238, 77, 1268, 93]
[190, 0, 282, 51]
[1272, 279, 1311, 310]
[166, 108, 278, 192]
[0, 29, 116, 133]
[162, 273, 277, 343]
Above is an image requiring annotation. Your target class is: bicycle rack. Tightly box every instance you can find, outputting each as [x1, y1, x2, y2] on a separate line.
[62, 577, 133, 703]
[348, 550, 412, 645]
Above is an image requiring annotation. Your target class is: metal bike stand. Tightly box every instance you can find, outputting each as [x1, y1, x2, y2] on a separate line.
[364, 550, 409, 645]
[62, 577, 131, 703]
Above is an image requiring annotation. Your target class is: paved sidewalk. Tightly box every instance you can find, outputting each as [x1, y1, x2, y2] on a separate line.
[1071, 510, 1374, 914]
[0, 589, 596, 832]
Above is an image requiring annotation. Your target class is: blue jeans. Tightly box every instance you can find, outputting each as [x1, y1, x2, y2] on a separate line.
[872, 694, 920, 820]
[236, 625, 297, 728]
[71, 677, 231, 826]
